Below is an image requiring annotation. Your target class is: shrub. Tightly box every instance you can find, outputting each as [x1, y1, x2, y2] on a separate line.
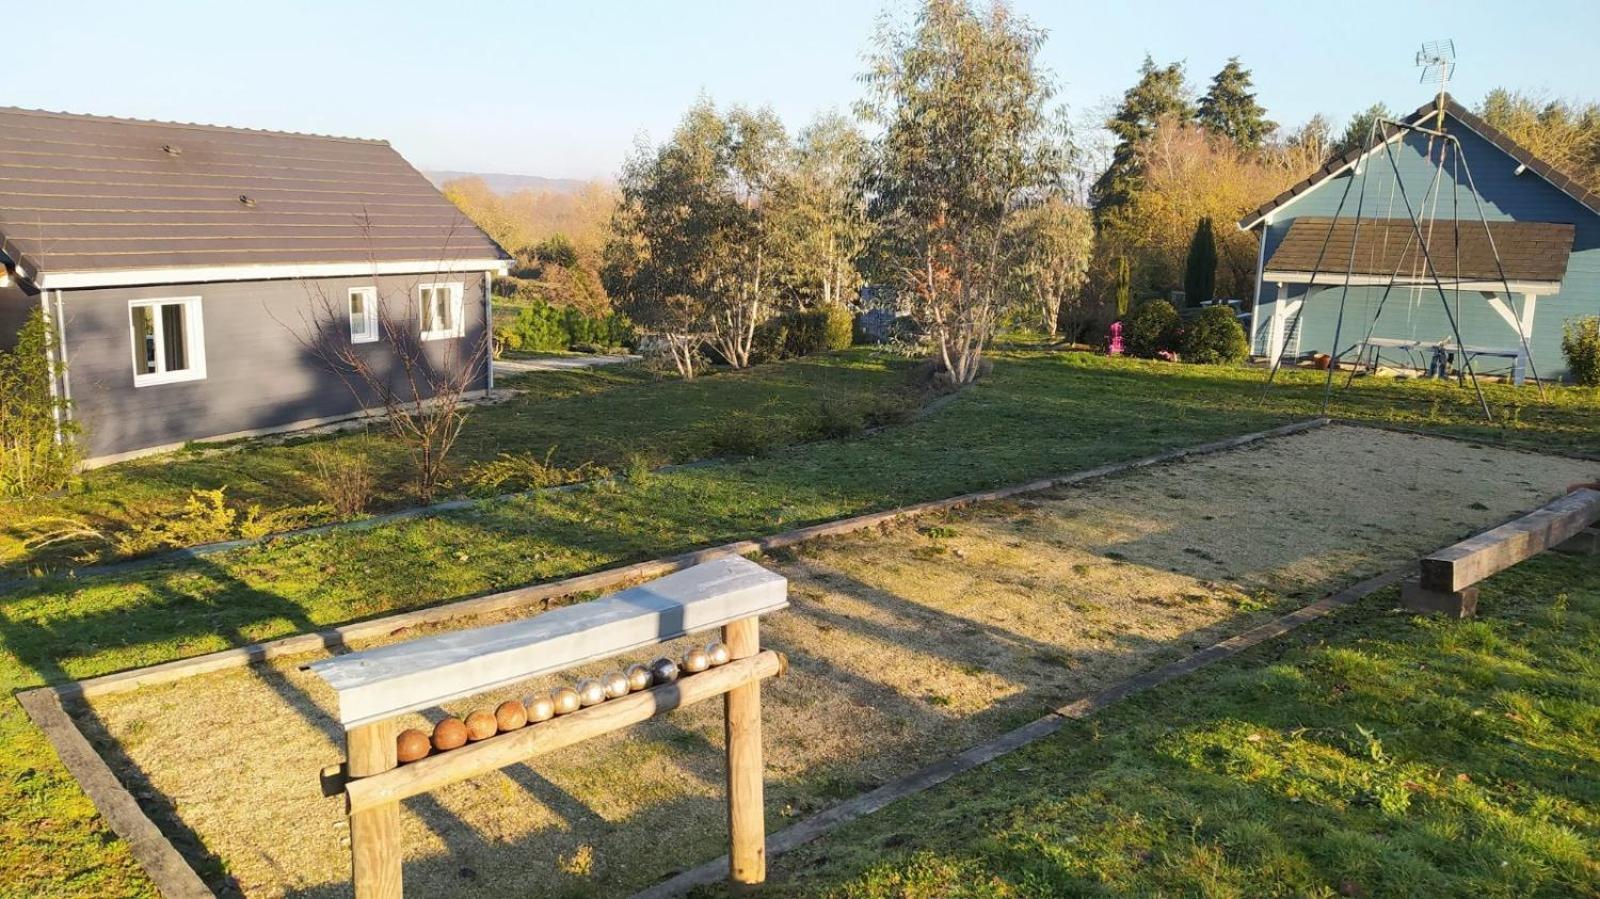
[1563, 316, 1600, 387]
[745, 307, 854, 364]
[1124, 299, 1182, 358]
[463, 448, 608, 496]
[499, 300, 637, 354]
[306, 444, 376, 518]
[708, 413, 789, 458]
[109, 487, 313, 555]
[1181, 305, 1248, 364]
[0, 309, 78, 497]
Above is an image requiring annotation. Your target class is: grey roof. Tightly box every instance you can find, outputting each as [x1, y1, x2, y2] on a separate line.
[1265, 217, 1575, 283]
[1239, 94, 1600, 230]
[0, 107, 508, 280]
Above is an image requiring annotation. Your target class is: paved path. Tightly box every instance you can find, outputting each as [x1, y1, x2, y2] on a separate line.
[494, 354, 639, 375]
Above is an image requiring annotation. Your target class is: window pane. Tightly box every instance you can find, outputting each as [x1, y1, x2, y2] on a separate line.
[421, 288, 437, 331]
[351, 291, 369, 336]
[439, 288, 454, 331]
[161, 303, 188, 371]
[132, 306, 157, 375]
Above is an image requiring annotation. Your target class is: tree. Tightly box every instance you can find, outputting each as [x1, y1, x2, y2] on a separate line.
[712, 105, 790, 368]
[602, 100, 730, 379]
[1091, 56, 1193, 215]
[772, 112, 873, 307]
[860, 0, 1072, 385]
[1197, 57, 1274, 150]
[1280, 114, 1334, 173]
[1331, 103, 1392, 158]
[0, 309, 78, 496]
[1005, 197, 1093, 337]
[1114, 256, 1132, 319]
[1479, 88, 1600, 193]
[1182, 216, 1217, 306]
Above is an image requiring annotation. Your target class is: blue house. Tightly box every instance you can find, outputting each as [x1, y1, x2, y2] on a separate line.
[1238, 95, 1600, 382]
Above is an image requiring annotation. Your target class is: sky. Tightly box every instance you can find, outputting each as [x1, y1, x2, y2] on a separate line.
[5, 0, 1597, 182]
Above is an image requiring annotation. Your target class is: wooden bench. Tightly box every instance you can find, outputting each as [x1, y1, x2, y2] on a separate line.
[1404, 488, 1600, 617]
[310, 556, 789, 898]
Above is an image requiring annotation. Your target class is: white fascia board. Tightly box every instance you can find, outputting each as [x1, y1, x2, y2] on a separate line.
[1262, 270, 1559, 295]
[38, 257, 510, 290]
[1238, 129, 1409, 232]
[310, 556, 790, 727]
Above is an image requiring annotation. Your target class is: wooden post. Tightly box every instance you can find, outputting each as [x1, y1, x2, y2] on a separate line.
[347, 718, 403, 899]
[723, 616, 766, 887]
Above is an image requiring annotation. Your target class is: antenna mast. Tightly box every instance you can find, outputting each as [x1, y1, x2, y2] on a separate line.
[1416, 39, 1456, 129]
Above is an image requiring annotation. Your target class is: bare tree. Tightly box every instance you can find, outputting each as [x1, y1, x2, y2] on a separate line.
[286, 214, 490, 502]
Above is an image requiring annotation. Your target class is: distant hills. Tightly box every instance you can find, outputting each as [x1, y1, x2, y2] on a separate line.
[422, 170, 594, 196]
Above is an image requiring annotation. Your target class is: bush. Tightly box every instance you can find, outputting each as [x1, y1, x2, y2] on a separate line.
[463, 448, 609, 496]
[746, 306, 854, 364]
[306, 444, 376, 518]
[1124, 299, 1182, 359]
[1563, 316, 1600, 387]
[1181, 305, 1248, 364]
[497, 299, 636, 354]
[0, 309, 78, 496]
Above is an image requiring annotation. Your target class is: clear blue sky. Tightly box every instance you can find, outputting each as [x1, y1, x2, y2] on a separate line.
[6, 0, 1596, 181]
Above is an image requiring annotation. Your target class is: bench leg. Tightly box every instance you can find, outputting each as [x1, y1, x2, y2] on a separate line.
[1402, 583, 1478, 618]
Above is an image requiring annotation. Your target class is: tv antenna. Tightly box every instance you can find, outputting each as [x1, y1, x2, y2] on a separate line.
[1416, 39, 1456, 128]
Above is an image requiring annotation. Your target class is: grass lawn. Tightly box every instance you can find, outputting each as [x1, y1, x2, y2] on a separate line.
[752, 550, 1600, 898]
[1, 349, 1598, 896]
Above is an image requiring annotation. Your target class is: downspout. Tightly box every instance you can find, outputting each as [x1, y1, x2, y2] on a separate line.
[1249, 219, 1268, 356]
[54, 289, 73, 427]
[37, 290, 63, 443]
[483, 271, 494, 395]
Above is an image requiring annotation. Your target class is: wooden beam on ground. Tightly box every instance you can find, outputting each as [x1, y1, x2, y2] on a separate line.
[343, 651, 783, 814]
[1420, 488, 1600, 593]
[15, 689, 215, 899]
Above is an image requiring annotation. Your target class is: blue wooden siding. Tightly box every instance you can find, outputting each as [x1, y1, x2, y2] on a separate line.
[1252, 116, 1600, 379]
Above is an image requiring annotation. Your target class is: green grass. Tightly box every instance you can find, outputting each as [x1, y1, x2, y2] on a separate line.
[746, 552, 1600, 898]
[1, 349, 1598, 896]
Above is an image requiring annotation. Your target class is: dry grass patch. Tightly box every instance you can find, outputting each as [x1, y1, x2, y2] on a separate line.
[78, 426, 1596, 897]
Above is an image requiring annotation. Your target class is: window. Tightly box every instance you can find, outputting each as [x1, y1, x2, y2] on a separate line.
[129, 297, 206, 386]
[349, 286, 379, 343]
[418, 282, 464, 340]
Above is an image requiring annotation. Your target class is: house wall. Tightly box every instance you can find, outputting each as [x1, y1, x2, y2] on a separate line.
[0, 282, 37, 351]
[1252, 121, 1600, 379]
[58, 271, 492, 461]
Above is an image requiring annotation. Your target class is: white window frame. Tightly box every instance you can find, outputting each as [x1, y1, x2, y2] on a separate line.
[418, 281, 465, 341]
[348, 286, 379, 344]
[128, 296, 207, 387]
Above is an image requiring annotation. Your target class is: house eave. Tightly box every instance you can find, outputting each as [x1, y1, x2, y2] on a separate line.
[37, 258, 511, 290]
[1262, 269, 1560, 294]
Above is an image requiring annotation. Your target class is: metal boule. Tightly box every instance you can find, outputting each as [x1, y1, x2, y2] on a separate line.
[648, 657, 679, 685]
[525, 694, 556, 723]
[682, 646, 710, 673]
[602, 670, 630, 699]
[625, 663, 653, 692]
[577, 678, 607, 707]
[705, 641, 731, 666]
[551, 686, 581, 715]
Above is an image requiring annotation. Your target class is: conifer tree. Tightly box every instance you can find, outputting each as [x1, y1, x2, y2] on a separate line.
[1197, 57, 1274, 149]
[1091, 56, 1193, 215]
[1183, 217, 1217, 306]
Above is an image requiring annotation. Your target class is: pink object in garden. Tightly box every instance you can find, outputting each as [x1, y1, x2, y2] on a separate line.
[1107, 320, 1124, 356]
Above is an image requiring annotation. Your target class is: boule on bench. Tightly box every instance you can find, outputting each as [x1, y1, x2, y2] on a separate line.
[309, 556, 789, 899]
[1404, 486, 1600, 617]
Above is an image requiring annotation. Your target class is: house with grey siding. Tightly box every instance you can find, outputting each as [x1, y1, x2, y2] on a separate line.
[1238, 95, 1600, 382]
[0, 107, 510, 464]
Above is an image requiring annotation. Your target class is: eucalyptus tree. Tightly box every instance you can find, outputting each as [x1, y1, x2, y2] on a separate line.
[1005, 197, 1093, 338]
[714, 106, 790, 368]
[773, 112, 873, 307]
[602, 100, 731, 379]
[860, 0, 1072, 384]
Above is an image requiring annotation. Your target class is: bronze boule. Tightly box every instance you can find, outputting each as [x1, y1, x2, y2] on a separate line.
[704, 641, 731, 666]
[551, 686, 582, 715]
[682, 646, 710, 673]
[625, 663, 653, 692]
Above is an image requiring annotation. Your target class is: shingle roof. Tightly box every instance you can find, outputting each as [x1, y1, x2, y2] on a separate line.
[1264, 217, 1575, 283]
[1238, 94, 1600, 230]
[0, 107, 508, 281]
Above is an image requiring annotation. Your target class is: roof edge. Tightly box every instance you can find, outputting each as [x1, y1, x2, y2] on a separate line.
[41, 257, 511, 291]
[1237, 93, 1600, 230]
[0, 105, 389, 146]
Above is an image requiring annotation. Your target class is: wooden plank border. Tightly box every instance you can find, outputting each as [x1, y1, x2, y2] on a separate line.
[15, 688, 216, 899]
[629, 563, 1414, 899]
[62, 418, 1330, 702]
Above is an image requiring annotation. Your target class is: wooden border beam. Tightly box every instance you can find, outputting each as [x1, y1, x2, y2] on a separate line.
[344, 650, 783, 814]
[1420, 488, 1600, 593]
